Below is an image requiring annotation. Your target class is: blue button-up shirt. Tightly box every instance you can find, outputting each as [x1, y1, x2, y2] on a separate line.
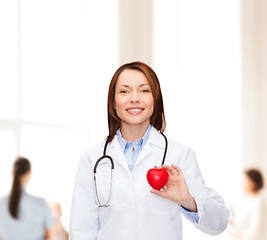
[0, 188, 55, 240]
[117, 124, 152, 172]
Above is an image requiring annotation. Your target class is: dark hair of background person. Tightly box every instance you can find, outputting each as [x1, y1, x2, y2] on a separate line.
[9, 157, 31, 219]
[107, 61, 166, 142]
[244, 169, 264, 193]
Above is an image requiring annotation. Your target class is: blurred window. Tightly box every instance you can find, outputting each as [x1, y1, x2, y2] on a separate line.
[0, 0, 118, 229]
[153, 1, 241, 239]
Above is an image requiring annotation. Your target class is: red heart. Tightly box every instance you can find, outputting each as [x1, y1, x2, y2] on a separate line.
[147, 168, 169, 190]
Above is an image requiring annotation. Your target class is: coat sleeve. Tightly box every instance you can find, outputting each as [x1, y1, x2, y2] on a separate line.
[69, 154, 99, 240]
[180, 147, 229, 235]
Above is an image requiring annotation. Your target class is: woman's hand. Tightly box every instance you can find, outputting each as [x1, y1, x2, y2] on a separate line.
[150, 164, 198, 213]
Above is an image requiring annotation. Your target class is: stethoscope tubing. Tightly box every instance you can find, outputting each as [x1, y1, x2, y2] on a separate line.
[93, 132, 168, 207]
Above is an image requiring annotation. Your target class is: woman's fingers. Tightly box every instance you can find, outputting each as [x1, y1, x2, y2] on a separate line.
[155, 165, 173, 176]
[161, 165, 174, 175]
[150, 189, 167, 197]
[161, 164, 182, 176]
[171, 165, 182, 175]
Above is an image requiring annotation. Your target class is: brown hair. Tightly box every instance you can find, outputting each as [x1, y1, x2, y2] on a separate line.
[107, 61, 166, 142]
[244, 168, 264, 193]
[9, 157, 31, 219]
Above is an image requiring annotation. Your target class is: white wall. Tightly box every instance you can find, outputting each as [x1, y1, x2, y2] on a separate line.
[0, 0, 118, 229]
[1, 1, 258, 239]
[242, 0, 267, 201]
[153, 1, 241, 239]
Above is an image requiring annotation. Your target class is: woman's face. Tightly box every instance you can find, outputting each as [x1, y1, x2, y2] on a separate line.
[242, 174, 255, 194]
[114, 69, 154, 129]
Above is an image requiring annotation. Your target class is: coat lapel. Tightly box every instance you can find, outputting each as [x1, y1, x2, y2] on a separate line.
[106, 135, 131, 176]
[135, 127, 166, 168]
[106, 127, 166, 176]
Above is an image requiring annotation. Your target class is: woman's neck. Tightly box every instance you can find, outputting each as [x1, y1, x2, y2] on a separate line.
[246, 191, 259, 197]
[20, 171, 31, 187]
[120, 122, 150, 142]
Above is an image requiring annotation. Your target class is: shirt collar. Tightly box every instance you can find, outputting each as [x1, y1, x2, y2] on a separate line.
[117, 124, 152, 152]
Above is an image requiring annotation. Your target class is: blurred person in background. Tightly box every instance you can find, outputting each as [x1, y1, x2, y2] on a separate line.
[228, 168, 265, 240]
[0, 157, 55, 240]
[50, 202, 68, 240]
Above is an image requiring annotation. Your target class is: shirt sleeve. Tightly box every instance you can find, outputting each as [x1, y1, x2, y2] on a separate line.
[180, 205, 199, 223]
[234, 199, 264, 240]
[43, 199, 55, 229]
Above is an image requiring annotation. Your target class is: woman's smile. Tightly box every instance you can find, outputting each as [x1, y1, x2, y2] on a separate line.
[126, 107, 145, 114]
[114, 69, 154, 128]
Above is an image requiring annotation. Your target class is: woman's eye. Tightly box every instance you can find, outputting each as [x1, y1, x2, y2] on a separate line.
[120, 90, 128, 94]
[141, 89, 150, 93]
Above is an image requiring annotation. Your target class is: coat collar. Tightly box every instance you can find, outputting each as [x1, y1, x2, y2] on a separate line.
[106, 126, 165, 151]
[134, 127, 166, 167]
[147, 126, 166, 150]
[105, 126, 166, 174]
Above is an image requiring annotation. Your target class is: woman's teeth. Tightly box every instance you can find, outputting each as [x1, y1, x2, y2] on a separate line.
[127, 109, 142, 112]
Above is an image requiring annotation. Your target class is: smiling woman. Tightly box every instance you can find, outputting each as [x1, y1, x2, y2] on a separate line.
[69, 61, 229, 240]
[107, 62, 165, 143]
[114, 69, 154, 140]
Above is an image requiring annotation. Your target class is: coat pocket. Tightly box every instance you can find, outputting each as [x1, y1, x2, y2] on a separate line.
[147, 193, 179, 218]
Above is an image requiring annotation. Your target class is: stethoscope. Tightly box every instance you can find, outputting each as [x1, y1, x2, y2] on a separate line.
[93, 133, 168, 208]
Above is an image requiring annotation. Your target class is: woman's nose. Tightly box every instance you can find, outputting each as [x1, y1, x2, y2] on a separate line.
[129, 91, 140, 102]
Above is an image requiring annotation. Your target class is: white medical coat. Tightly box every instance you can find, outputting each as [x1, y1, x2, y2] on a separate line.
[69, 127, 229, 240]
